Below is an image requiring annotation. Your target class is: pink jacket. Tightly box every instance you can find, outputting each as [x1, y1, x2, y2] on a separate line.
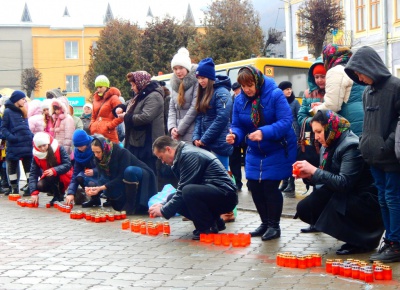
[28, 100, 45, 134]
[50, 97, 75, 155]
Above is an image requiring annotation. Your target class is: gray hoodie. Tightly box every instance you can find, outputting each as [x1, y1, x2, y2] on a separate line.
[345, 46, 400, 171]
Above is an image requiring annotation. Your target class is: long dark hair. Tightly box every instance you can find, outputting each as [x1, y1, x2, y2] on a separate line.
[195, 80, 215, 113]
[46, 145, 58, 168]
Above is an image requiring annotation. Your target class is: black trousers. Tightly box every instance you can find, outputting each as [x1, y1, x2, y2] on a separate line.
[36, 176, 63, 197]
[177, 184, 237, 231]
[296, 186, 333, 225]
[229, 145, 246, 189]
[247, 179, 282, 228]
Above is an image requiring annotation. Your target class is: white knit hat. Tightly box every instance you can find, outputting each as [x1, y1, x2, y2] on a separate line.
[171, 47, 192, 71]
[83, 103, 93, 110]
[41, 99, 52, 110]
[33, 132, 51, 147]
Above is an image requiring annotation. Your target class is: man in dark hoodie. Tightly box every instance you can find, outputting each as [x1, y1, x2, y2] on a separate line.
[345, 46, 400, 263]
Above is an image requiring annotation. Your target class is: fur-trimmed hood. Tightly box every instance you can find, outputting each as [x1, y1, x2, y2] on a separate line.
[170, 64, 198, 93]
[28, 99, 43, 118]
[50, 97, 69, 116]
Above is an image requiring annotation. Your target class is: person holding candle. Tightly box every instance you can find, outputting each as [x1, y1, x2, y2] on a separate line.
[150, 136, 238, 240]
[66, 129, 98, 207]
[226, 66, 297, 241]
[87, 134, 157, 214]
[294, 110, 384, 255]
[29, 132, 72, 206]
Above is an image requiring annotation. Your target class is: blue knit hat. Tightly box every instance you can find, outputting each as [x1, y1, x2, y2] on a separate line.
[196, 58, 216, 81]
[10, 90, 26, 103]
[72, 129, 93, 147]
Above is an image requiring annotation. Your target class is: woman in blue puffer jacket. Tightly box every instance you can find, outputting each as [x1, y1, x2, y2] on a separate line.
[192, 58, 233, 169]
[226, 66, 297, 241]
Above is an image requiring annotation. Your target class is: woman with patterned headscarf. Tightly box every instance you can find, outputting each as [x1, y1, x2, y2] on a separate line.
[114, 71, 164, 174]
[310, 44, 365, 136]
[226, 66, 297, 241]
[87, 134, 157, 214]
[294, 110, 384, 255]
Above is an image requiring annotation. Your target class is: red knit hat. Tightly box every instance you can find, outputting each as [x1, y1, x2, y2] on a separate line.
[312, 64, 326, 76]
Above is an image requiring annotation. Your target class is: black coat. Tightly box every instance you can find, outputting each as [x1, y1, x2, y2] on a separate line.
[311, 131, 384, 249]
[1, 100, 33, 160]
[161, 142, 237, 219]
[97, 145, 157, 209]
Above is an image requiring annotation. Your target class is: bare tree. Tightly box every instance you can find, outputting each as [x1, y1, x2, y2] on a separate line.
[262, 28, 283, 56]
[296, 0, 344, 58]
[21, 67, 42, 98]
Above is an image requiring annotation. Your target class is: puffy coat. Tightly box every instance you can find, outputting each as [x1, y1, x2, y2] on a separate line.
[28, 99, 45, 134]
[313, 65, 365, 136]
[168, 64, 198, 143]
[51, 97, 75, 155]
[231, 75, 297, 181]
[29, 138, 72, 195]
[90, 87, 123, 143]
[1, 100, 33, 160]
[192, 75, 233, 156]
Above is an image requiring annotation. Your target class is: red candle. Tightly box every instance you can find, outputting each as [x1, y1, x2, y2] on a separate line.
[383, 265, 392, 280]
[214, 234, 222, 245]
[374, 266, 383, 280]
[351, 265, 360, 279]
[325, 259, 333, 273]
[163, 222, 170, 235]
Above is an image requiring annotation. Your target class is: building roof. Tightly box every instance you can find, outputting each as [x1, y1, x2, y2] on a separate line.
[0, 0, 209, 28]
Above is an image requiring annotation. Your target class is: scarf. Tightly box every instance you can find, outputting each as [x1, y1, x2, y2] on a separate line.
[286, 93, 295, 104]
[323, 44, 352, 70]
[239, 66, 265, 127]
[74, 136, 94, 164]
[127, 71, 151, 92]
[93, 136, 114, 176]
[319, 110, 350, 170]
[33, 137, 59, 160]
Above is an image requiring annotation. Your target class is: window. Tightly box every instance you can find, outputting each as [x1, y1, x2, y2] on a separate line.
[66, 75, 79, 93]
[370, 0, 380, 29]
[297, 12, 307, 47]
[356, 0, 366, 32]
[397, 0, 400, 22]
[65, 41, 78, 59]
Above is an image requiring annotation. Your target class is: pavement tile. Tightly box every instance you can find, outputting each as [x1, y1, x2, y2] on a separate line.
[112, 273, 145, 281]
[26, 284, 59, 290]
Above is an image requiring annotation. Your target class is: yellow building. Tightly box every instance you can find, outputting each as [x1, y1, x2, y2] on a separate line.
[32, 26, 102, 100]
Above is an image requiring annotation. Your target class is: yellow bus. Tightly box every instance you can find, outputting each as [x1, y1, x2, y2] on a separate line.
[153, 57, 312, 102]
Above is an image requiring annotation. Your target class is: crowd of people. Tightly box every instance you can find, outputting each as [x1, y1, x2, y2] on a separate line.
[1, 44, 399, 263]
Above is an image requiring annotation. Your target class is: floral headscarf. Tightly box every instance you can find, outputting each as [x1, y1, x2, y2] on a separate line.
[322, 44, 352, 71]
[92, 135, 114, 176]
[238, 66, 265, 127]
[318, 110, 350, 170]
[127, 71, 151, 92]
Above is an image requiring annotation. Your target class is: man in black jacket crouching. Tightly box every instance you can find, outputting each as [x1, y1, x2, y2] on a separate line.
[150, 136, 237, 240]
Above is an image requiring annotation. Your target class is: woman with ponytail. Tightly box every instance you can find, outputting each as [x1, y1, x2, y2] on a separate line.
[167, 47, 198, 143]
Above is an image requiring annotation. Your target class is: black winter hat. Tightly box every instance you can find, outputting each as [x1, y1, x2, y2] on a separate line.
[278, 81, 292, 91]
[232, 82, 241, 90]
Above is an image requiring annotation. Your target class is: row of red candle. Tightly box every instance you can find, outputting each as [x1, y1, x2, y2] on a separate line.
[326, 259, 392, 281]
[200, 233, 251, 247]
[51, 202, 73, 213]
[124, 220, 170, 236]
[70, 210, 127, 222]
[16, 198, 38, 208]
[276, 252, 322, 268]
[8, 194, 22, 201]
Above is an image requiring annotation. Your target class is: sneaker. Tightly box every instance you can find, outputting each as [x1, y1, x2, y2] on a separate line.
[370, 241, 400, 263]
[370, 238, 391, 259]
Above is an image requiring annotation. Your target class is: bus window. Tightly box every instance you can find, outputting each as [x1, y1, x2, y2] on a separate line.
[227, 68, 240, 84]
[268, 66, 308, 102]
[216, 69, 227, 76]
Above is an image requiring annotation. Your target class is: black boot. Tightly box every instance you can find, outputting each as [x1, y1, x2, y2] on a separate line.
[283, 177, 295, 193]
[82, 195, 101, 208]
[0, 167, 10, 195]
[261, 227, 281, 241]
[300, 225, 319, 233]
[122, 179, 139, 215]
[249, 191, 269, 237]
[279, 179, 288, 191]
[49, 184, 64, 206]
[263, 195, 283, 241]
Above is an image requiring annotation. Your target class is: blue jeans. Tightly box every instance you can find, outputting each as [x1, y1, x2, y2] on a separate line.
[213, 152, 229, 170]
[370, 166, 400, 242]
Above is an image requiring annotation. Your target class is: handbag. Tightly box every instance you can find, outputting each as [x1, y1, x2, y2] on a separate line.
[296, 118, 320, 167]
